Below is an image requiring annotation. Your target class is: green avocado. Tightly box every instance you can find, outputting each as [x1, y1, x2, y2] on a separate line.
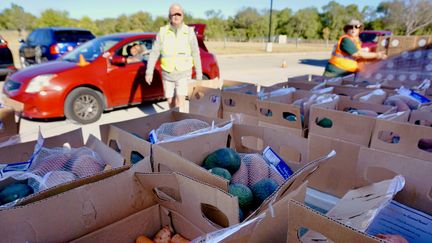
[0, 182, 34, 205]
[209, 167, 232, 182]
[229, 183, 253, 210]
[203, 148, 241, 174]
[251, 178, 279, 205]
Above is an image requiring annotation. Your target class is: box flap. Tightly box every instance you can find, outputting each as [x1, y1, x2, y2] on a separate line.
[99, 125, 151, 165]
[307, 133, 364, 197]
[0, 108, 18, 140]
[357, 147, 432, 215]
[151, 145, 229, 191]
[0, 168, 155, 242]
[309, 105, 376, 146]
[85, 134, 125, 168]
[231, 124, 308, 169]
[409, 109, 432, 125]
[1, 96, 24, 112]
[221, 91, 258, 116]
[189, 86, 222, 118]
[256, 100, 303, 129]
[0, 128, 84, 164]
[134, 172, 239, 231]
[288, 200, 380, 243]
[370, 119, 432, 161]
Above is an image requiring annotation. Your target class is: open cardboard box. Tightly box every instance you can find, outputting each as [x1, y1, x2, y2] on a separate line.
[309, 98, 395, 145]
[190, 85, 223, 118]
[194, 181, 309, 243]
[154, 123, 310, 192]
[99, 109, 227, 164]
[221, 80, 260, 125]
[0, 159, 238, 242]
[287, 144, 432, 242]
[256, 90, 337, 137]
[0, 128, 126, 208]
[71, 172, 238, 242]
[370, 118, 432, 161]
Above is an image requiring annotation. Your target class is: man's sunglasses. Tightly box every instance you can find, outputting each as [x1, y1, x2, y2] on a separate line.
[349, 24, 361, 29]
[170, 13, 182, 17]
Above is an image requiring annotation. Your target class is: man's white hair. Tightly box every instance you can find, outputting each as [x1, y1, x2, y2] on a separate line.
[169, 3, 184, 14]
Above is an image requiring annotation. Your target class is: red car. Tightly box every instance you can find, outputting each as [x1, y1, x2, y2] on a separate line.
[359, 30, 392, 52]
[3, 24, 219, 124]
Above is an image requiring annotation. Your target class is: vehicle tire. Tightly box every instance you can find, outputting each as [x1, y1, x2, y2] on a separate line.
[35, 46, 42, 64]
[20, 55, 28, 69]
[64, 87, 104, 124]
[202, 74, 210, 80]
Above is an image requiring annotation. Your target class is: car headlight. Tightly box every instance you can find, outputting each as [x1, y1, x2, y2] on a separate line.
[25, 74, 57, 93]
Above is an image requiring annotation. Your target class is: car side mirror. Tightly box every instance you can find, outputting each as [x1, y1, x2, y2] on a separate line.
[111, 56, 126, 66]
[18, 39, 25, 43]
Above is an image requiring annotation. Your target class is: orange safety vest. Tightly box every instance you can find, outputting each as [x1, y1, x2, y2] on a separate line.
[328, 35, 361, 72]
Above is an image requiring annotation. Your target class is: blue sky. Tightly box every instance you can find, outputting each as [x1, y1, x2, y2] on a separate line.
[0, 0, 382, 20]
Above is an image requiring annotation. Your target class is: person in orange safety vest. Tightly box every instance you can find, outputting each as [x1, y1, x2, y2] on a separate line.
[323, 19, 387, 78]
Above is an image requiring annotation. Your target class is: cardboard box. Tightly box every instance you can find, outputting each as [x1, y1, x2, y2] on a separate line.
[0, 97, 24, 145]
[309, 99, 394, 145]
[100, 120, 230, 191]
[256, 90, 331, 137]
[287, 200, 380, 242]
[189, 85, 222, 118]
[194, 181, 309, 243]
[0, 128, 126, 208]
[152, 123, 309, 192]
[287, 143, 432, 242]
[0, 164, 239, 242]
[99, 109, 226, 161]
[414, 35, 432, 49]
[370, 118, 432, 161]
[376, 36, 390, 53]
[71, 172, 238, 242]
[187, 79, 223, 98]
[307, 133, 365, 197]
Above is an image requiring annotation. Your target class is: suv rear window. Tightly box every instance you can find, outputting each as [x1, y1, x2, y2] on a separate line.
[54, 30, 95, 43]
[359, 33, 378, 43]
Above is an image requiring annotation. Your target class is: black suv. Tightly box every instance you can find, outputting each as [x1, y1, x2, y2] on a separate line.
[19, 27, 95, 68]
[0, 35, 15, 80]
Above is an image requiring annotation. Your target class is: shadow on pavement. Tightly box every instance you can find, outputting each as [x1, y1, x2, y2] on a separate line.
[299, 59, 328, 67]
[137, 100, 164, 115]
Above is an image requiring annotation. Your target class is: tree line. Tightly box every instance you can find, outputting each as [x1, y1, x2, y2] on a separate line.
[0, 0, 431, 41]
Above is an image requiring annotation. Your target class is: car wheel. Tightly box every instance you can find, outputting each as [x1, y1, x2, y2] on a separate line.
[202, 74, 210, 80]
[35, 46, 42, 64]
[64, 87, 104, 124]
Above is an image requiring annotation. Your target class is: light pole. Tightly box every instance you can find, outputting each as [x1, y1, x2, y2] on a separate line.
[266, 0, 273, 52]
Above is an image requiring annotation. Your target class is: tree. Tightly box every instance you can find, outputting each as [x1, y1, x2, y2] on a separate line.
[204, 9, 228, 40]
[152, 16, 168, 32]
[129, 11, 152, 32]
[95, 18, 117, 35]
[231, 7, 265, 40]
[114, 14, 130, 32]
[78, 16, 99, 34]
[379, 0, 432, 35]
[289, 8, 322, 39]
[0, 4, 36, 31]
[274, 8, 293, 35]
[36, 9, 74, 27]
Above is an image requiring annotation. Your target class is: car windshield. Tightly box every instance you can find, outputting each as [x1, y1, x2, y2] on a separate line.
[62, 37, 122, 62]
[359, 33, 378, 43]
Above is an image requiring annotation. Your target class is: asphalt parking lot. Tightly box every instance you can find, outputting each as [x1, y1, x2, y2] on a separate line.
[1, 51, 330, 142]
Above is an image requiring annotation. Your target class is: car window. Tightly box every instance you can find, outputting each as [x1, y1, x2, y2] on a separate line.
[54, 30, 95, 43]
[27, 30, 38, 44]
[359, 33, 378, 43]
[62, 37, 122, 62]
[115, 39, 153, 63]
